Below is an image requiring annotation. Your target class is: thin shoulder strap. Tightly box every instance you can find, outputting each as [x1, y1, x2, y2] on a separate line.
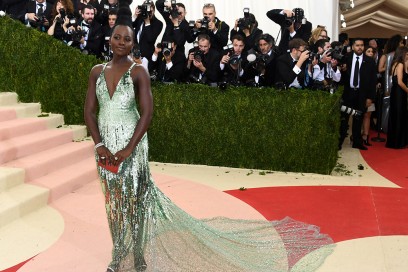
[392, 63, 398, 76]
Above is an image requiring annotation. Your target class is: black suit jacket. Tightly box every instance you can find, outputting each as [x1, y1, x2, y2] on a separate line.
[275, 53, 307, 88]
[156, 0, 194, 54]
[23, 1, 52, 27]
[75, 19, 103, 56]
[230, 28, 263, 51]
[266, 9, 312, 55]
[3, 0, 26, 20]
[342, 53, 377, 110]
[133, 16, 163, 61]
[149, 50, 186, 83]
[188, 48, 221, 84]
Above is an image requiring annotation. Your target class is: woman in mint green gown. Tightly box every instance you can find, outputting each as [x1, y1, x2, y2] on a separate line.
[84, 2, 334, 272]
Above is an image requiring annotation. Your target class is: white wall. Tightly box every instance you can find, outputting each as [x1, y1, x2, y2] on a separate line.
[130, 0, 339, 48]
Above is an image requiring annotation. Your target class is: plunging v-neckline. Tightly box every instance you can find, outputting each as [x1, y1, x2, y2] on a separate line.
[103, 63, 134, 100]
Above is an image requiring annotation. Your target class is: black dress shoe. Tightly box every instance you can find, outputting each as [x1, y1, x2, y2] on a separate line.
[352, 144, 368, 150]
[362, 135, 372, 146]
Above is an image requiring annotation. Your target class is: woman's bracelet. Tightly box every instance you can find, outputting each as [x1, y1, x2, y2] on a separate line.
[94, 142, 105, 151]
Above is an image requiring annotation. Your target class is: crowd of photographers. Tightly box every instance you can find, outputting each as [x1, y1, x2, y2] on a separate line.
[2, 0, 352, 91]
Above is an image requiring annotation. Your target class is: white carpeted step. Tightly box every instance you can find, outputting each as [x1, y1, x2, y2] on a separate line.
[0, 92, 18, 106]
[0, 183, 49, 229]
[0, 167, 25, 191]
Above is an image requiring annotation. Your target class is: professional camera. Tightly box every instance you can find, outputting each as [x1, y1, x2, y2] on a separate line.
[157, 41, 173, 57]
[193, 49, 204, 61]
[247, 49, 270, 72]
[223, 44, 240, 65]
[340, 105, 363, 119]
[237, 8, 252, 30]
[31, 9, 47, 28]
[308, 51, 319, 61]
[71, 28, 87, 43]
[199, 16, 209, 30]
[55, 8, 66, 24]
[138, 1, 152, 19]
[132, 47, 141, 59]
[324, 46, 344, 61]
[164, 0, 180, 19]
[283, 7, 306, 27]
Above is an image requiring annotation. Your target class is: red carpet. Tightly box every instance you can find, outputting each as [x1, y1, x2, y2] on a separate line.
[227, 130, 408, 243]
[226, 186, 408, 243]
[361, 131, 408, 188]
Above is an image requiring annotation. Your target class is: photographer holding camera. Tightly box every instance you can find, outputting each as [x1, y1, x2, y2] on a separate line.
[100, 9, 117, 61]
[95, 0, 118, 26]
[275, 38, 310, 89]
[149, 39, 186, 83]
[156, 0, 194, 56]
[242, 33, 276, 87]
[191, 3, 229, 53]
[133, 0, 163, 62]
[266, 8, 312, 56]
[68, 4, 103, 56]
[219, 34, 248, 86]
[23, 0, 52, 31]
[47, 0, 74, 42]
[186, 34, 221, 85]
[230, 8, 262, 51]
[309, 39, 341, 91]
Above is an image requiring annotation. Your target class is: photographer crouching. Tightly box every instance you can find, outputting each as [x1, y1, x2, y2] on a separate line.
[242, 33, 277, 87]
[186, 34, 221, 85]
[219, 34, 248, 87]
[309, 39, 342, 92]
[149, 39, 186, 83]
[67, 4, 103, 57]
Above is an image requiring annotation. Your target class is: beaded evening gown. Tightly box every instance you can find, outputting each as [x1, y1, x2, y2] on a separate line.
[95, 62, 334, 272]
[386, 68, 408, 149]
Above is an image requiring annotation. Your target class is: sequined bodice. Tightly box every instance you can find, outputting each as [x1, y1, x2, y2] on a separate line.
[96, 63, 139, 153]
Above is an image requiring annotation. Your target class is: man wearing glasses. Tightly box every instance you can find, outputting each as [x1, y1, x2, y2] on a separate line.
[193, 3, 229, 53]
[275, 38, 310, 89]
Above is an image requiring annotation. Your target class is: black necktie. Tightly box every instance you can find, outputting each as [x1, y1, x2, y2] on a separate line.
[353, 56, 359, 88]
[37, 4, 44, 15]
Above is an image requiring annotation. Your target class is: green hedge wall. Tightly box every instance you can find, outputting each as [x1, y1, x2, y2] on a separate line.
[0, 16, 100, 124]
[150, 83, 341, 174]
[0, 16, 341, 174]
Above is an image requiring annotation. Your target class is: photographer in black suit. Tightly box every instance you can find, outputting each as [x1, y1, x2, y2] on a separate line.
[186, 34, 221, 85]
[156, 0, 194, 56]
[266, 8, 312, 55]
[339, 38, 377, 150]
[242, 33, 277, 87]
[68, 4, 103, 56]
[95, 0, 118, 27]
[192, 3, 229, 53]
[133, 0, 163, 62]
[275, 38, 310, 89]
[230, 8, 262, 51]
[149, 39, 186, 83]
[219, 34, 248, 86]
[23, 0, 53, 31]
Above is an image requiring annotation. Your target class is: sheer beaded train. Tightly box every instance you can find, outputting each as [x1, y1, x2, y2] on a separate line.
[95, 63, 335, 272]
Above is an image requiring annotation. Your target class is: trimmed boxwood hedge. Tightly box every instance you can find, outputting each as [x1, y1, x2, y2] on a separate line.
[0, 15, 341, 174]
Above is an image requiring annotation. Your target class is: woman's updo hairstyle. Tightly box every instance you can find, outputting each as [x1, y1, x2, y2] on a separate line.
[113, 0, 133, 29]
